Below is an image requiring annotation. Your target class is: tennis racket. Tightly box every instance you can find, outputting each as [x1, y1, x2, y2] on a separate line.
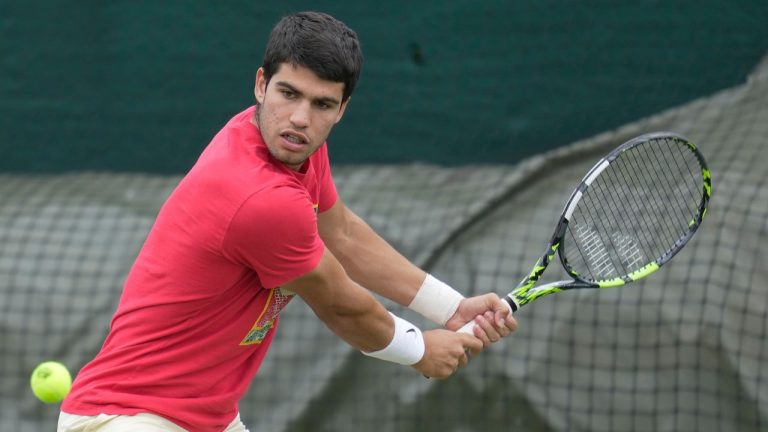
[459, 131, 711, 333]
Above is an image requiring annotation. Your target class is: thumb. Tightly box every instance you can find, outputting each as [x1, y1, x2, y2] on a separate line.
[490, 295, 513, 326]
[481, 293, 506, 311]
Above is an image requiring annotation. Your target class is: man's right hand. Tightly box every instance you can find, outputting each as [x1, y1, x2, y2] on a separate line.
[412, 329, 483, 379]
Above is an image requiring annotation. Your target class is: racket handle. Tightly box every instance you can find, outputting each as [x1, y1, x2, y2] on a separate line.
[456, 297, 515, 334]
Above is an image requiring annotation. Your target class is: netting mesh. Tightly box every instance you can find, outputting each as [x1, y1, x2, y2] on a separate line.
[423, 57, 768, 432]
[2, 53, 768, 432]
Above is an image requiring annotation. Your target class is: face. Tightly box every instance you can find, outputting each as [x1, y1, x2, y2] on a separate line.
[253, 63, 348, 171]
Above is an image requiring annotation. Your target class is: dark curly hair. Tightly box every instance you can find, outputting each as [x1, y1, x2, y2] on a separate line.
[261, 12, 363, 102]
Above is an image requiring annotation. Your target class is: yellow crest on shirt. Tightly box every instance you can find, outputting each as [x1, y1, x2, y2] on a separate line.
[240, 288, 295, 345]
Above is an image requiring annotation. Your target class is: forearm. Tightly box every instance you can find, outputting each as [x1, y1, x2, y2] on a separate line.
[283, 249, 393, 351]
[318, 202, 465, 327]
[284, 248, 427, 365]
[310, 282, 394, 352]
[321, 207, 426, 306]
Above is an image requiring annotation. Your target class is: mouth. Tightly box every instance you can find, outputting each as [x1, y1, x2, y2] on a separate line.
[280, 130, 309, 151]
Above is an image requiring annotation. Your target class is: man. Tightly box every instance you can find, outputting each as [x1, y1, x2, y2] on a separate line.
[59, 11, 517, 432]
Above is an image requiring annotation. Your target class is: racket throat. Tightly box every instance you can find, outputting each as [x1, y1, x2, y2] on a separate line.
[510, 281, 568, 309]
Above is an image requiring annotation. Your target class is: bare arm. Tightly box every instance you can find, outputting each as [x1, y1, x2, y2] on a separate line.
[282, 246, 481, 377]
[282, 247, 392, 352]
[317, 199, 518, 346]
[317, 199, 425, 306]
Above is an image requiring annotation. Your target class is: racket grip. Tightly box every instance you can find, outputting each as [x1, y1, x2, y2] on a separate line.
[456, 298, 514, 334]
[457, 321, 476, 334]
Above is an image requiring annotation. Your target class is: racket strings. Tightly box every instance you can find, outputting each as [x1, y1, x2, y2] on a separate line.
[580, 180, 628, 278]
[645, 139, 701, 235]
[570, 157, 653, 280]
[573, 164, 648, 279]
[615, 137, 701, 269]
[628, 139, 689, 247]
[565, 137, 704, 282]
[612, 138, 701, 263]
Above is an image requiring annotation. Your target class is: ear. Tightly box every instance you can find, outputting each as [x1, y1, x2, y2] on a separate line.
[254, 68, 267, 104]
[334, 97, 350, 124]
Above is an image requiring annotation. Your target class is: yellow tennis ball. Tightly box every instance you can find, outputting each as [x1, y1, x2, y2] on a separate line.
[30, 361, 72, 404]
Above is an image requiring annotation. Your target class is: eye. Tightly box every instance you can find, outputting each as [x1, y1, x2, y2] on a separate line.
[280, 90, 296, 99]
[315, 101, 331, 110]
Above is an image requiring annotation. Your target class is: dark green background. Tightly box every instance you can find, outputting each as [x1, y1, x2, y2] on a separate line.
[1, 1, 766, 173]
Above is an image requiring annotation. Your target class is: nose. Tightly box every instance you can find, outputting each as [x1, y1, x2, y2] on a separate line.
[289, 101, 311, 129]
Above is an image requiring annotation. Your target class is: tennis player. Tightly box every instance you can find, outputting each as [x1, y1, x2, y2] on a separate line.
[59, 11, 516, 432]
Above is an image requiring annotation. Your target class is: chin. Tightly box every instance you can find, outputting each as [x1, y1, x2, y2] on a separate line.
[275, 153, 307, 170]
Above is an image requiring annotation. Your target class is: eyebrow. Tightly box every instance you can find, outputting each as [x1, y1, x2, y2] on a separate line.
[275, 81, 341, 107]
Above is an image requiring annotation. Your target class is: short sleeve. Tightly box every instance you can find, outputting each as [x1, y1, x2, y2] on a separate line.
[222, 185, 325, 288]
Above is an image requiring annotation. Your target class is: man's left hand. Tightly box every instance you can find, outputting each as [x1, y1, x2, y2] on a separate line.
[444, 294, 518, 354]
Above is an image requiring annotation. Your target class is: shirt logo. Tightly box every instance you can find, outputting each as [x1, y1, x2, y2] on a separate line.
[240, 288, 295, 345]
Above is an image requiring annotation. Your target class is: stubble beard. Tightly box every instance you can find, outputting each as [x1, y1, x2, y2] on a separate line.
[255, 104, 306, 170]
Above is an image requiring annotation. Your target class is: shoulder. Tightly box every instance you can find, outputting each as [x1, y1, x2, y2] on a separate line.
[243, 182, 313, 213]
[223, 183, 322, 276]
[310, 142, 332, 167]
[230, 183, 317, 237]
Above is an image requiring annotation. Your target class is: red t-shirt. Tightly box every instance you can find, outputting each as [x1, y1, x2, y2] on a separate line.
[62, 106, 337, 431]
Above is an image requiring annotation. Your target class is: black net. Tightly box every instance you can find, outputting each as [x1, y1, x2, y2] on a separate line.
[3, 59, 768, 431]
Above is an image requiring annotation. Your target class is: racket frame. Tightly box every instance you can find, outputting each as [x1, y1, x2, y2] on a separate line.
[505, 132, 711, 312]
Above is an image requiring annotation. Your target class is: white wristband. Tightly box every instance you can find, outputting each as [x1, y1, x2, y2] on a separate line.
[408, 274, 464, 326]
[362, 312, 425, 365]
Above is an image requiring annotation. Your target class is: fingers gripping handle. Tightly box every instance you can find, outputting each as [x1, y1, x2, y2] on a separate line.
[457, 320, 478, 334]
[424, 296, 515, 379]
[456, 295, 516, 334]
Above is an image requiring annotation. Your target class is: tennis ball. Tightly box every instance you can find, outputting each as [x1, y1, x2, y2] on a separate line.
[30, 361, 72, 403]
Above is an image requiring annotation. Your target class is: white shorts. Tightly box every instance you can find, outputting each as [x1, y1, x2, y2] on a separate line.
[57, 411, 249, 432]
